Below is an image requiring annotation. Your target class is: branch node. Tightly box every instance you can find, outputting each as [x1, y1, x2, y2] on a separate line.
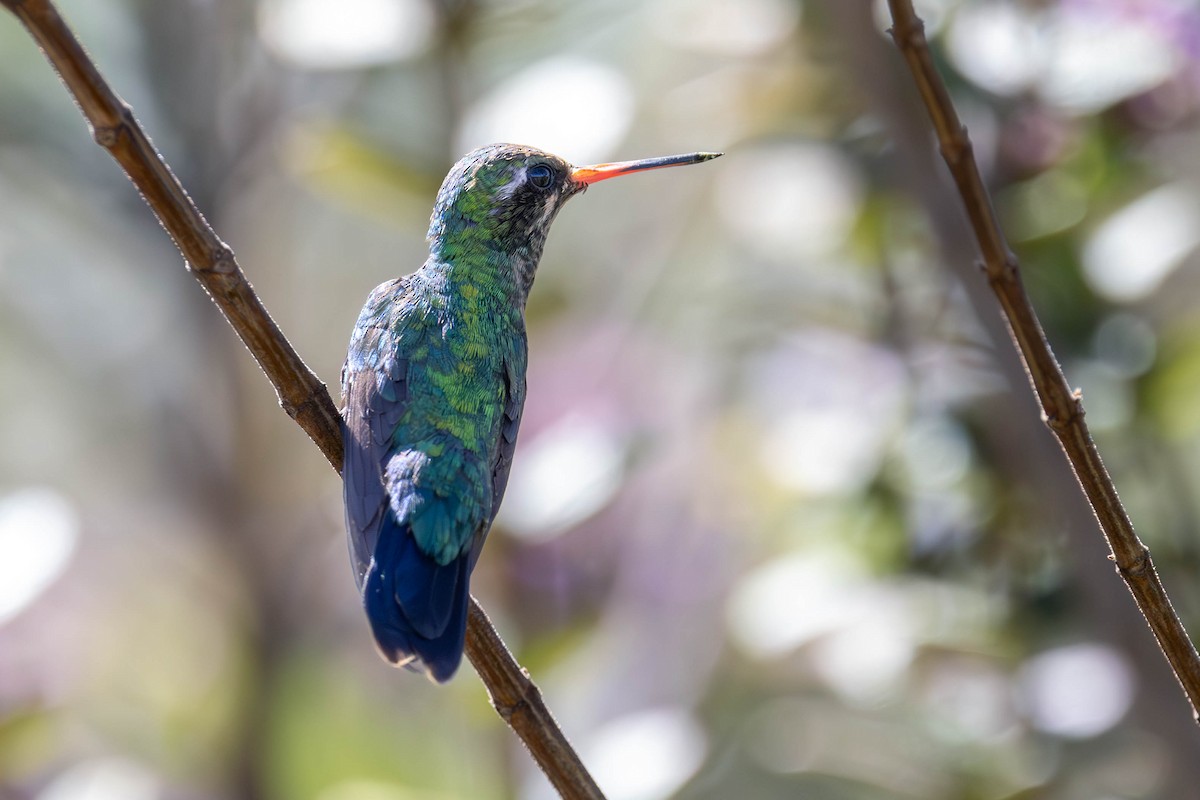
[495, 693, 534, 724]
[939, 127, 971, 167]
[888, 14, 925, 48]
[91, 122, 121, 148]
[984, 253, 1019, 286]
[91, 103, 134, 149]
[1117, 545, 1153, 579]
[188, 244, 237, 276]
[1043, 394, 1084, 432]
[210, 244, 237, 275]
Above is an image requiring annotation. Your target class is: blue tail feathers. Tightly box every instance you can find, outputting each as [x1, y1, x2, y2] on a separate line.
[363, 513, 470, 682]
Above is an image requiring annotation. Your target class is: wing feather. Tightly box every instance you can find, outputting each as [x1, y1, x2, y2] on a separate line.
[343, 278, 411, 587]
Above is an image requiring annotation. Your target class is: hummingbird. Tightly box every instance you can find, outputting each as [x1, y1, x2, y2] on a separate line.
[342, 143, 721, 681]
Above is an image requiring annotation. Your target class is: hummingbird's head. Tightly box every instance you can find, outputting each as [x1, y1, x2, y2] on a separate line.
[427, 144, 581, 299]
[427, 143, 721, 299]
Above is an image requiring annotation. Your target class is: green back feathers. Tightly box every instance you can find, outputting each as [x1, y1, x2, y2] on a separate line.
[348, 272, 523, 565]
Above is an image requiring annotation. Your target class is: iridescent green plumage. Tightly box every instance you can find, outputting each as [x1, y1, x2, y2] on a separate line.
[342, 143, 719, 681]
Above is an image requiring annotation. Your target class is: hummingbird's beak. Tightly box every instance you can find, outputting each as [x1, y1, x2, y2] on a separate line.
[570, 151, 722, 185]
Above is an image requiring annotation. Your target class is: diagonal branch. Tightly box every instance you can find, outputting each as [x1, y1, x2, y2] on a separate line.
[4, 0, 344, 465]
[885, 0, 1200, 721]
[0, 0, 606, 796]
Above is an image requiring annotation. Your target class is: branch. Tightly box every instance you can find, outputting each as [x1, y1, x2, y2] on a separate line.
[885, 0, 1200, 721]
[0, 0, 607, 795]
[2, 0, 344, 465]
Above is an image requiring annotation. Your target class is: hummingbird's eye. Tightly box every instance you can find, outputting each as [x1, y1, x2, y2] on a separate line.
[527, 164, 554, 189]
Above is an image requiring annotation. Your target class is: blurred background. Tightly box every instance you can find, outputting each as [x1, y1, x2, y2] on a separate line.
[2, 0, 1200, 797]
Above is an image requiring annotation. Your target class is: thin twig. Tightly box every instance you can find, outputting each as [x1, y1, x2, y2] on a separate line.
[465, 603, 602, 799]
[885, 0, 1200, 721]
[0, 0, 607, 795]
